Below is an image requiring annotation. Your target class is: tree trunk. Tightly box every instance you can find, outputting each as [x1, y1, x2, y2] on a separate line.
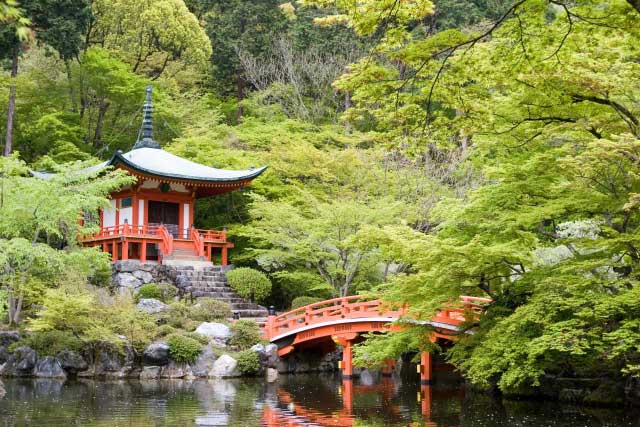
[93, 100, 110, 148]
[236, 75, 245, 121]
[65, 59, 77, 113]
[3, 45, 19, 157]
[344, 91, 351, 132]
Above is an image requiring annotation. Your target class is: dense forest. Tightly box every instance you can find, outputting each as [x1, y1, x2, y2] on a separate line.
[2, 0, 640, 394]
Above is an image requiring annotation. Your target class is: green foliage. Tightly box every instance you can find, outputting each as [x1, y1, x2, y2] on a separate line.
[166, 333, 202, 363]
[235, 349, 260, 375]
[156, 324, 178, 338]
[8, 330, 82, 356]
[136, 284, 163, 301]
[229, 320, 261, 351]
[290, 296, 322, 309]
[183, 331, 209, 345]
[190, 298, 232, 321]
[226, 267, 272, 303]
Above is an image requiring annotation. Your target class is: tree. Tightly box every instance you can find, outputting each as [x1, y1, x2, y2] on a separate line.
[0, 154, 133, 324]
[1, 0, 91, 156]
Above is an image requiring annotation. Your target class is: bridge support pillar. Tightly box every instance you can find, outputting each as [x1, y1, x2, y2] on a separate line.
[342, 339, 353, 379]
[419, 384, 432, 418]
[419, 351, 433, 385]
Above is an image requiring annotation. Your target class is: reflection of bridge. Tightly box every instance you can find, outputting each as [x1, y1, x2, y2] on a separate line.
[263, 296, 490, 382]
[261, 381, 462, 427]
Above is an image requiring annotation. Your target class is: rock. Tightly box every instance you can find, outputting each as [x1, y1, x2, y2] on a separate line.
[0, 331, 20, 364]
[209, 354, 240, 378]
[139, 366, 162, 380]
[160, 361, 193, 379]
[143, 342, 170, 366]
[80, 343, 134, 378]
[191, 345, 218, 377]
[113, 260, 141, 273]
[195, 322, 230, 344]
[265, 344, 279, 369]
[137, 298, 168, 314]
[34, 356, 66, 379]
[585, 379, 624, 405]
[176, 275, 190, 289]
[266, 368, 278, 383]
[133, 270, 154, 283]
[114, 272, 142, 290]
[250, 344, 265, 353]
[0, 381, 5, 399]
[56, 350, 88, 373]
[1, 347, 37, 377]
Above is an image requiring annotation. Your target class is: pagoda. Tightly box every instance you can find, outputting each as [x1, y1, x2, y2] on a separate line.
[76, 87, 266, 265]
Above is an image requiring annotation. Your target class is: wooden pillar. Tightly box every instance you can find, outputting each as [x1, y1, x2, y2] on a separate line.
[221, 246, 228, 266]
[342, 339, 353, 379]
[420, 384, 432, 418]
[140, 241, 147, 263]
[419, 351, 433, 385]
[122, 240, 129, 260]
[102, 242, 107, 254]
[112, 241, 118, 261]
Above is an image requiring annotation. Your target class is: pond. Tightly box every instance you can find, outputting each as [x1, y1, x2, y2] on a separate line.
[0, 372, 637, 426]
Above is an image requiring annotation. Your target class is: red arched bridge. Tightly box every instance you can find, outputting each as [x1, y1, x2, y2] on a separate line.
[262, 295, 491, 382]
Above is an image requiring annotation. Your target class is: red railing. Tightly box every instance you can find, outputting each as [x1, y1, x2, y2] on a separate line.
[157, 225, 173, 255]
[195, 228, 227, 242]
[190, 227, 205, 257]
[83, 224, 162, 239]
[263, 295, 491, 340]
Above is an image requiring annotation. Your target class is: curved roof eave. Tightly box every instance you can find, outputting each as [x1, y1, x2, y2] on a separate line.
[109, 150, 268, 183]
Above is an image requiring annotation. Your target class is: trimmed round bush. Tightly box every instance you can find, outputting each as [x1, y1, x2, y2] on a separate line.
[291, 296, 322, 310]
[226, 267, 272, 303]
[236, 349, 260, 375]
[229, 320, 262, 350]
[166, 334, 202, 363]
[191, 298, 232, 321]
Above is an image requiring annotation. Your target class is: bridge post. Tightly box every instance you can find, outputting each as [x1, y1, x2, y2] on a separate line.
[419, 351, 433, 385]
[342, 339, 353, 379]
[419, 384, 432, 418]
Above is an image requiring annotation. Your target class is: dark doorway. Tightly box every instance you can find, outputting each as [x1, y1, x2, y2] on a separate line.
[148, 201, 180, 237]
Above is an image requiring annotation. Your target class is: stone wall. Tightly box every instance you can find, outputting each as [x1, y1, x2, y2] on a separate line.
[111, 260, 178, 294]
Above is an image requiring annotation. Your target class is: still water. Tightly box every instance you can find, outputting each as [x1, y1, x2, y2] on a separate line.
[0, 373, 637, 427]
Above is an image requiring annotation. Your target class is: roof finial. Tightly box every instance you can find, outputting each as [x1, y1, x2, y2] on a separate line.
[133, 85, 161, 149]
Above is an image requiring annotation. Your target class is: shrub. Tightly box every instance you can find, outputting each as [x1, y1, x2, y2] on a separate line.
[236, 349, 260, 375]
[229, 320, 262, 350]
[8, 331, 82, 356]
[162, 301, 193, 329]
[136, 283, 177, 302]
[166, 333, 202, 363]
[184, 331, 209, 345]
[190, 298, 232, 321]
[291, 296, 322, 309]
[156, 324, 178, 338]
[226, 267, 272, 303]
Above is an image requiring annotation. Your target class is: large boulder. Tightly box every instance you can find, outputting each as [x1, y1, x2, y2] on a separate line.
[209, 354, 240, 378]
[266, 368, 278, 383]
[137, 298, 168, 314]
[160, 361, 193, 379]
[191, 345, 218, 377]
[0, 331, 20, 364]
[80, 343, 134, 378]
[114, 273, 142, 290]
[264, 344, 279, 369]
[139, 366, 162, 380]
[1, 346, 37, 377]
[143, 342, 170, 366]
[132, 270, 154, 284]
[195, 322, 230, 345]
[56, 350, 88, 373]
[34, 356, 66, 379]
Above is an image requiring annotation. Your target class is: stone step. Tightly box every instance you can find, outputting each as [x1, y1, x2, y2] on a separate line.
[230, 302, 265, 310]
[191, 291, 238, 298]
[188, 286, 232, 293]
[232, 309, 269, 317]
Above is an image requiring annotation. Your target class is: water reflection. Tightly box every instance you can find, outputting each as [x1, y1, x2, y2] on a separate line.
[0, 374, 638, 427]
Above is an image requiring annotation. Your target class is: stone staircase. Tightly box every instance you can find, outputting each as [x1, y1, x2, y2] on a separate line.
[163, 249, 213, 268]
[174, 266, 269, 321]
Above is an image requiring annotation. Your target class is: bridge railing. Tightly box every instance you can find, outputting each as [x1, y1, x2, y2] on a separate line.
[263, 295, 492, 341]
